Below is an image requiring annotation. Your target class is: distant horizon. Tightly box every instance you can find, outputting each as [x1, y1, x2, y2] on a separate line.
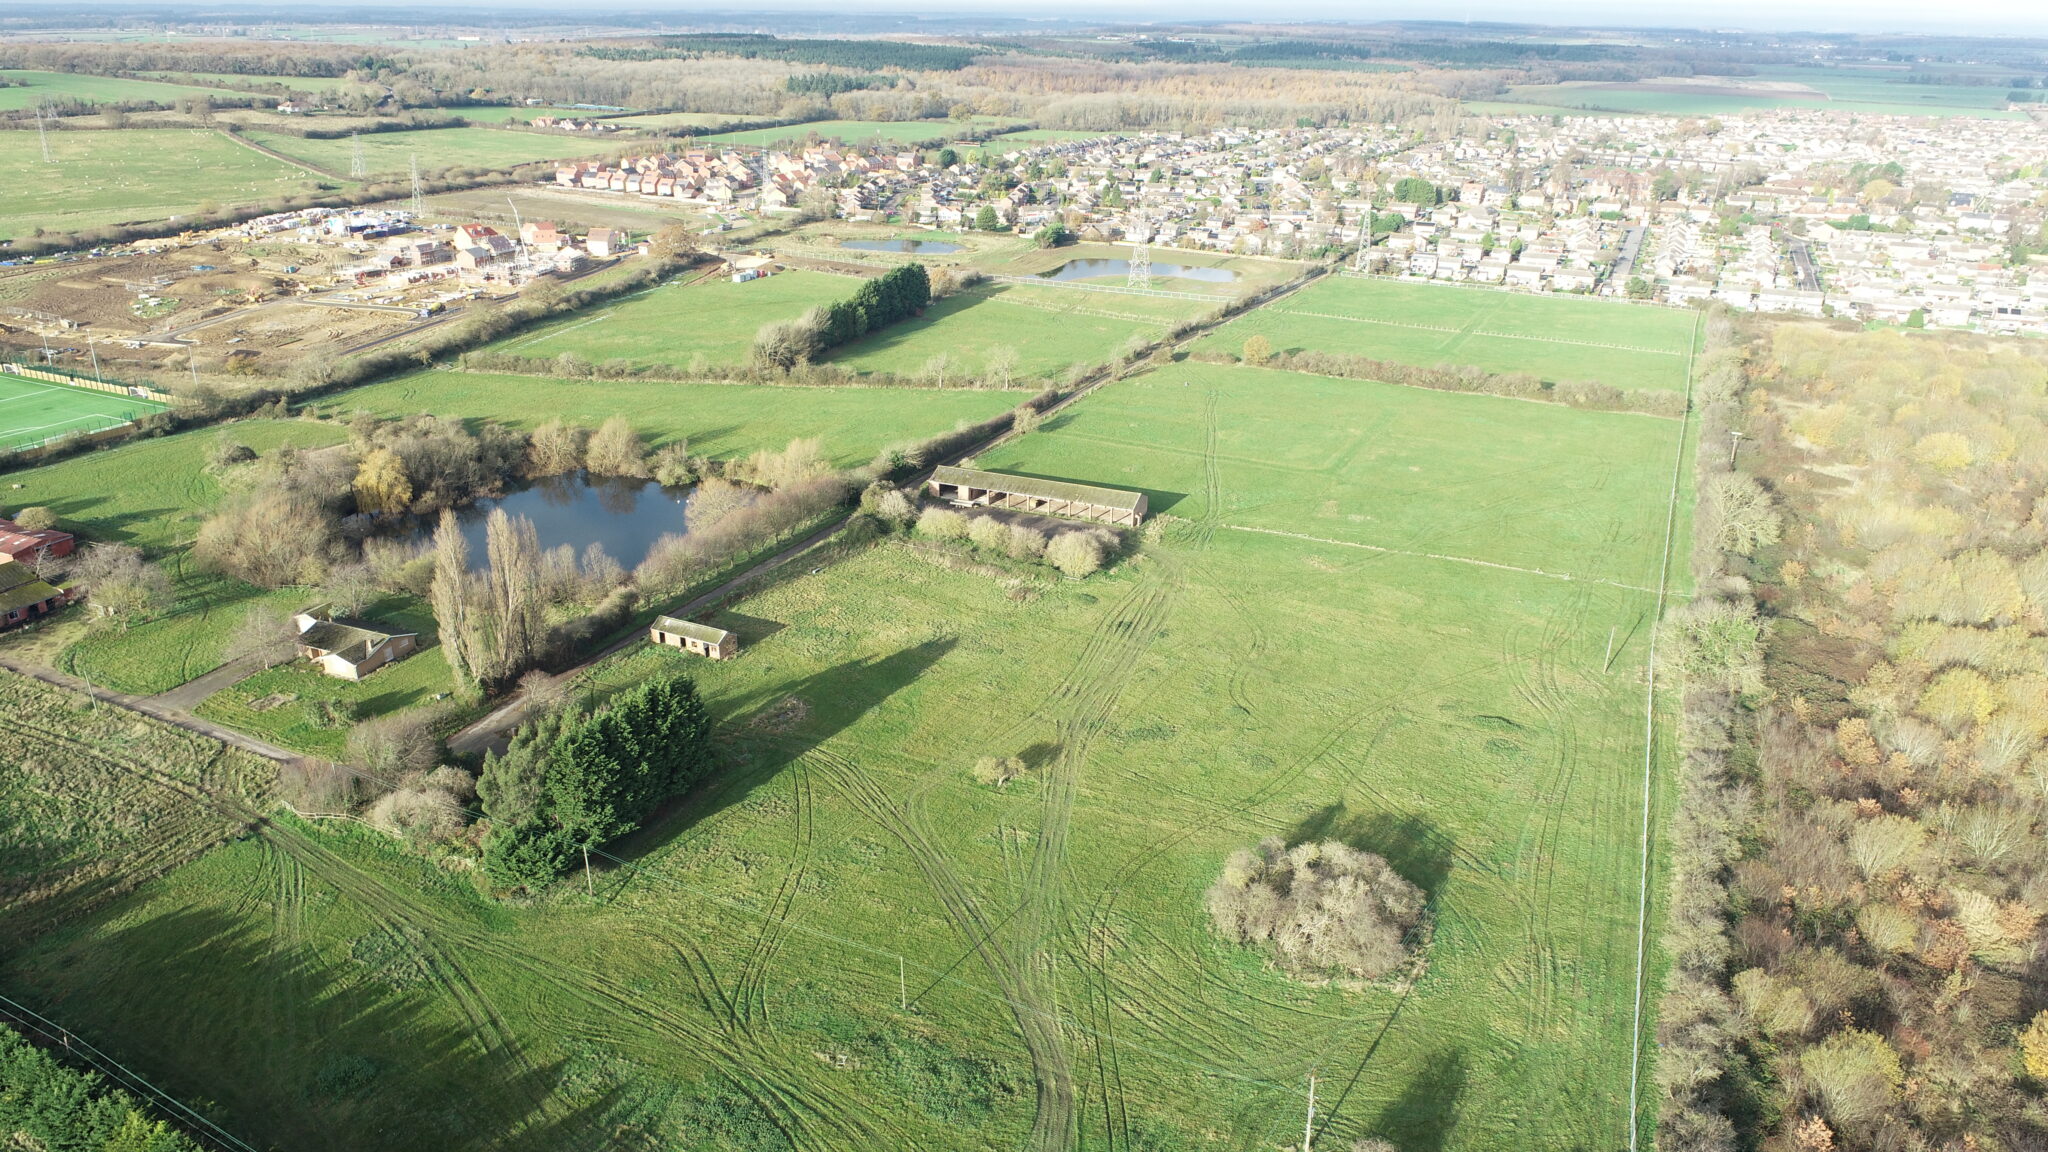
[12, 0, 2048, 38]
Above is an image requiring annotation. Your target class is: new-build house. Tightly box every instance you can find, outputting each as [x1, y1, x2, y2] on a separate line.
[292, 607, 419, 681]
[650, 616, 737, 660]
[926, 466, 1148, 527]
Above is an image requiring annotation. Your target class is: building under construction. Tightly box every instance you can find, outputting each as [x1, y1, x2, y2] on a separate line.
[926, 465, 1147, 527]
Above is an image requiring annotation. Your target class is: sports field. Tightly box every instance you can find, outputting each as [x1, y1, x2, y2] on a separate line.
[0, 129, 319, 240]
[1201, 274, 1699, 391]
[0, 373, 170, 452]
[2, 358, 1693, 1150]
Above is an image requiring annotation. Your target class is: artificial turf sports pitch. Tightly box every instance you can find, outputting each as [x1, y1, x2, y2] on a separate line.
[0, 372, 169, 451]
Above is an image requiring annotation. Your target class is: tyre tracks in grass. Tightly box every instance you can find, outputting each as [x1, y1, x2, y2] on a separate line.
[15, 719, 865, 1151]
[730, 756, 815, 1036]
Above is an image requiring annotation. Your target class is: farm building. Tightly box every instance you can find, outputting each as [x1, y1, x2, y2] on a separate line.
[0, 559, 66, 629]
[650, 616, 737, 660]
[291, 607, 419, 681]
[927, 465, 1147, 527]
[0, 517, 75, 565]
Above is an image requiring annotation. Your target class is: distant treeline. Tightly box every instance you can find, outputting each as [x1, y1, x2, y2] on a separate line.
[580, 34, 981, 72]
[785, 72, 897, 96]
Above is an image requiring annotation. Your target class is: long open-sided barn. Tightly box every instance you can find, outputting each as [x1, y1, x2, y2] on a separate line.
[651, 615, 738, 660]
[926, 465, 1147, 527]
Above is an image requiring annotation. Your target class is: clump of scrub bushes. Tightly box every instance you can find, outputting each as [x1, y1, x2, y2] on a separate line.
[1206, 837, 1429, 985]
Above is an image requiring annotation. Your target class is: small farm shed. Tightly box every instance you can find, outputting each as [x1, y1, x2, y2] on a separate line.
[651, 616, 737, 660]
[927, 465, 1147, 527]
[0, 559, 67, 630]
[292, 607, 419, 681]
[0, 518, 75, 565]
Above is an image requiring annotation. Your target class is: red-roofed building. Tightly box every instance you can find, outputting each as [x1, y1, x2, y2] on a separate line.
[0, 517, 74, 565]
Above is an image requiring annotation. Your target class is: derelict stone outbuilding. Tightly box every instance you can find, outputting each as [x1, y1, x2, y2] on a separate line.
[926, 465, 1147, 527]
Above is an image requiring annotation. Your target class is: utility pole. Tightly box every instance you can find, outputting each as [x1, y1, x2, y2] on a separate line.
[349, 132, 367, 180]
[898, 956, 907, 1011]
[87, 338, 101, 384]
[1604, 624, 1618, 673]
[1728, 429, 1746, 469]
[1303, 1073, 1316, 1152]
[35, 103, 53, 164]
[409, 153, 423, 215]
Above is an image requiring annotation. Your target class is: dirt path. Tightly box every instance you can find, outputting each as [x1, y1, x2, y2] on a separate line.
[148, 651, 266, 711]
[0, 654, 296, 763]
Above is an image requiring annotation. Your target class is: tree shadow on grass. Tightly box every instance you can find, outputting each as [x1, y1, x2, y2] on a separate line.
[1287, 801, 1455, 898]
[1372, 1047, 1468, 1152]
[606, 637, 959, 870]
[5, 903, 614, 1152]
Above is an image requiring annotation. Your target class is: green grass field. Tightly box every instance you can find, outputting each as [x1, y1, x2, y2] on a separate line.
[0, 70, 250, 111]
[0, 418, 349, 693]
[705, 117, 1024, 148]
[484, 269, 852, 368]
[0, 129, 319, 240]
[325, 371, 1023, 466]
[241, 127, 617, 180]
[1201, 275, 1699, 391]
[0, 373, 169, 451]
[1488, 73, 2026, 119]
[0, 357, 1691, 1150]
[829, 283, 1203, 382]
[986, 129, 1116, 144]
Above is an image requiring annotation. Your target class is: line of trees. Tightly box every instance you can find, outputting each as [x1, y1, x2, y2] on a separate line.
[0, 1021, 203, 1152]
[1659, 317, 2048, 1150]
[752, 263, 934, 372]
[478, 673, 711, 889]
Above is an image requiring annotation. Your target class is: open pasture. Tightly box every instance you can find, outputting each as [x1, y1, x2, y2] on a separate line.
[482, 268, 850, 369]
[241, 127, 616, 180]
[0, 373, 169, 452]
[2, 357, 1689, 1151]
[829, 281, 1206, 382]
[325, 371, 1022, 465]
[1202, 274, 1698, 391]
[0, 70, 250, 111]
[0, 129, 318, 240]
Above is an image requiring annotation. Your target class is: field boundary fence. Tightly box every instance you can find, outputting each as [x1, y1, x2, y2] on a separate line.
[0, 993, 262, 1152]
[2, 361, 180, 405]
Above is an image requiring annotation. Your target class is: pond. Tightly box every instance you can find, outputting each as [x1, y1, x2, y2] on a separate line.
[442, 472, 700, 571]
[1035, 258, 1238, 284]
[840, 238, 964, 255]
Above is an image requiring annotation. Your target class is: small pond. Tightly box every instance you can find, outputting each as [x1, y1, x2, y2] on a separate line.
[444, 472, 701, 571]
[1035, 258, 1237, 284]
[840, 238, 964, 255]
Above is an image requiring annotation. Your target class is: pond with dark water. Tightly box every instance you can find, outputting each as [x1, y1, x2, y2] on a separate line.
[442, 472, 698, 570]
[1035, 258, 1237, 283]
[840, 238, 965, 255]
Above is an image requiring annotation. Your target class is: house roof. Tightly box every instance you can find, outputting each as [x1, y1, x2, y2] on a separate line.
[299, 616, 416, 665]
[929, 465, 1144, 514]
[652, 616, 732, 646]
[0, 560, 62, 613]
